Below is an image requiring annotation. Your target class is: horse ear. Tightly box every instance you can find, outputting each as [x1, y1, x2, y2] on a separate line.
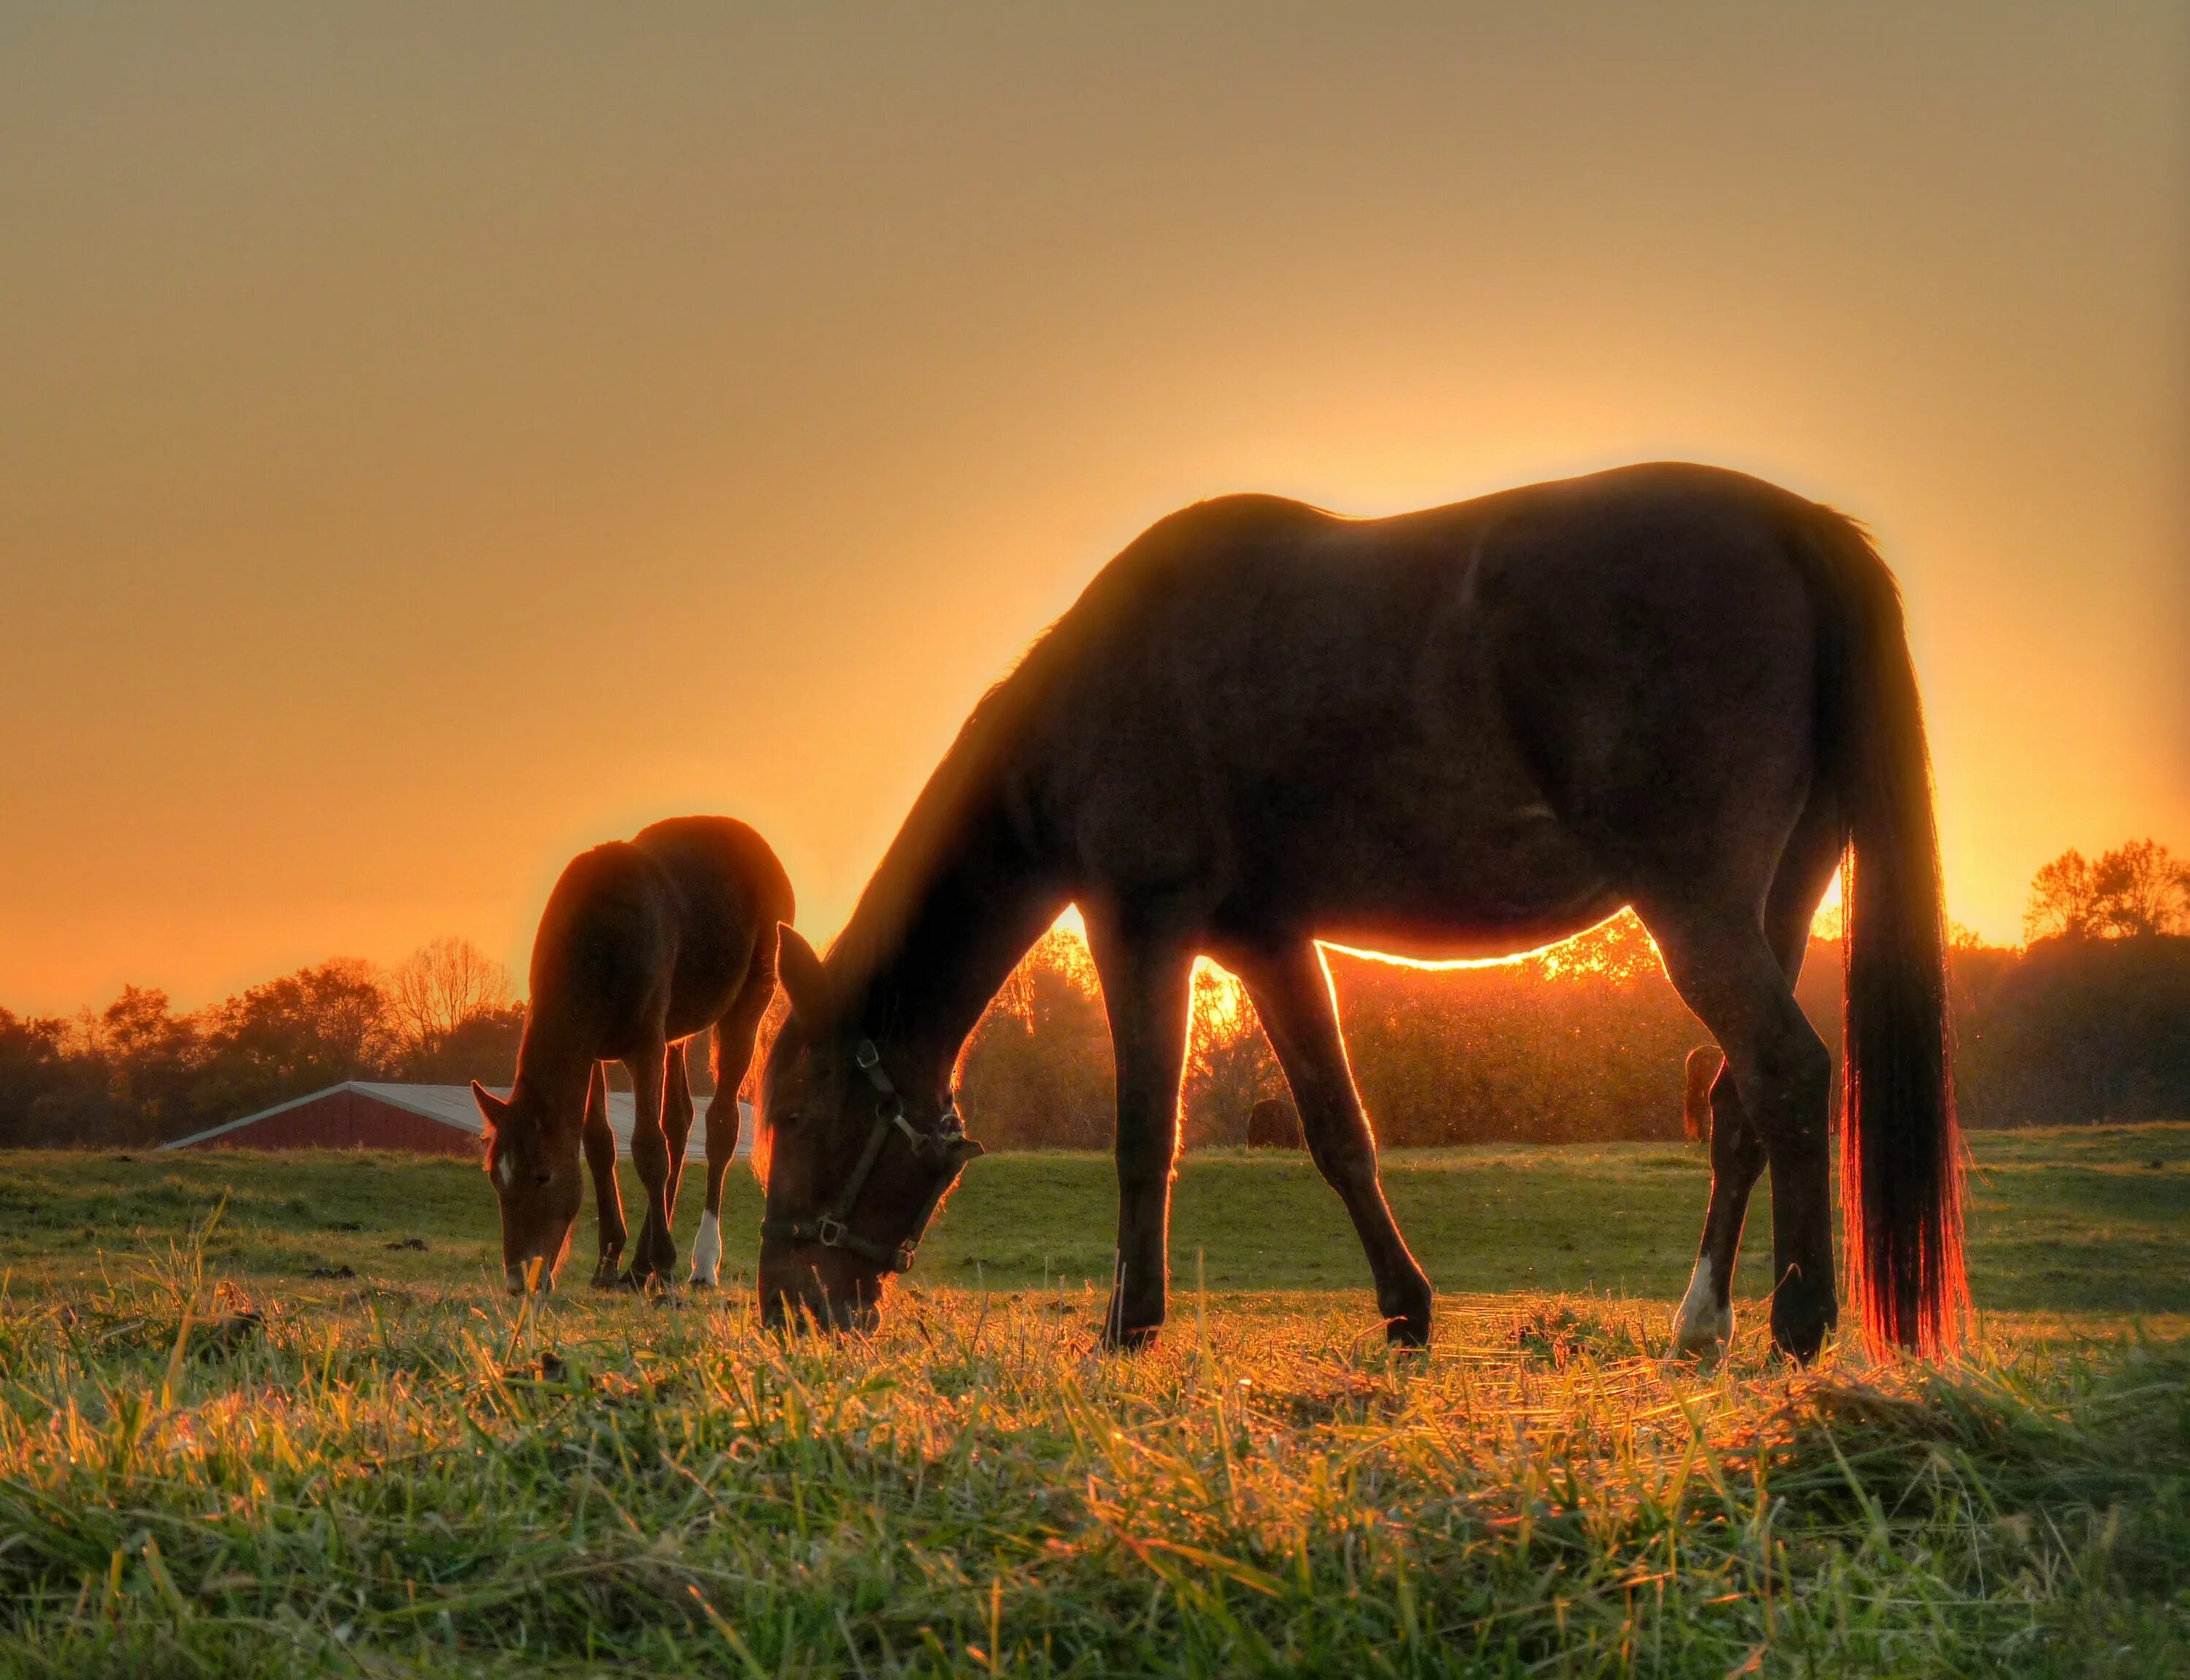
[472, 1080, 510, 1137]
[775, 923, 834, 1027]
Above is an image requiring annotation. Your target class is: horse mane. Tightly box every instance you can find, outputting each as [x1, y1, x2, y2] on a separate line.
[821, 667, 1038, 998]
[821, 493, 1324, 1001]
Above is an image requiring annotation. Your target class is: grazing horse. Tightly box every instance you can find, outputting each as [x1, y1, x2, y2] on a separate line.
[474, 817, 792, 1292]
[756, 463, 1967, 1362]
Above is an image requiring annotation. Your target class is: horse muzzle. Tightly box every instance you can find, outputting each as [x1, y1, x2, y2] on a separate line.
[504, 1260, 559, 1296]
[759, 1267, 881, 1335]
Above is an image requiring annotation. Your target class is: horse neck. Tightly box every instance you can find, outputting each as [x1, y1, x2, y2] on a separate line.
[509, 1010, 595, 1118]
[837, 827, 1064, 1095]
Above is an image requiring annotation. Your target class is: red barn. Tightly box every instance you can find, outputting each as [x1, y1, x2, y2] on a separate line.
[158, 1082, 753, 1160]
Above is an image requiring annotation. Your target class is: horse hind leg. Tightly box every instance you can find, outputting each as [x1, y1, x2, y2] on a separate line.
[619, 1039, 677, 1290]
[1673, 1063, 1764, 1355]
[660, 1041, 697, 1231]
[642, 1044, 697, 1281]
[1646, 894, 1837, 1363]
[1231, 940, 1433, 1346]
[1672, 805, 1844, 1359]
[581, 1063, 628, 1289]
[691, 969, 773, 1288]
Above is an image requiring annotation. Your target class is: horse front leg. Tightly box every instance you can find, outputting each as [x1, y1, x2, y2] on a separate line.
[691, 970, 773, 1289]
[1086, 917, 1194, 1351]
[620, 1040, 676, 1290]
[1232, 940, 1433, 1346]
[580, 1063, 628, 1288]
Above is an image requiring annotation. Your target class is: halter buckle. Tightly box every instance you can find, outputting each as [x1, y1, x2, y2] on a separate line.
[815, 1215, 849, 1249]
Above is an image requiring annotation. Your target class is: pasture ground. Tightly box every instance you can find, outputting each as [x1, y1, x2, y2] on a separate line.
[0, 1126, 2183, 1675]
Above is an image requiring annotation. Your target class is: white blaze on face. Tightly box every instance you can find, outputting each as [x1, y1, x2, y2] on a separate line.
[495, 1152, 516, 1191]
[690, 1209, 722, 1285]
[1672, 1256, 1734, 1354]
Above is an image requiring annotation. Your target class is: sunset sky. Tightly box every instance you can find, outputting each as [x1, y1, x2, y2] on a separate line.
[3, 4, 2186, 1015]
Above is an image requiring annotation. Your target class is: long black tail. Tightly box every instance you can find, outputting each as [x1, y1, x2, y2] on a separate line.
[1807, 509, 1968, 1357]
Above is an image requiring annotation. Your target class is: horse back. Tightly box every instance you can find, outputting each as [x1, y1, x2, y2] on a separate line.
[631, 817, 795, 1036]
[1007, 463, 1834, 941]
[532, 820, 792, 1054]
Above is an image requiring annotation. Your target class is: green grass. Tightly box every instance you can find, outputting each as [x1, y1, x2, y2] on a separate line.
[0, 1127, 2183, 1674]
[4, 1122, 2187, 1316]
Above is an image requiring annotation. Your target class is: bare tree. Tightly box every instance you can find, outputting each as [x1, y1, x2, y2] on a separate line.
[2091, 839, 2190, 937]
[2025, 839, 2189, 942]
[2024, 849, 2102, 942]
[388, 938, 515, 1057]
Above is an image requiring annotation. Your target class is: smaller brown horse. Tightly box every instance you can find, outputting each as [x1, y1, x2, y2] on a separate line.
[473, 816, 792, 1292]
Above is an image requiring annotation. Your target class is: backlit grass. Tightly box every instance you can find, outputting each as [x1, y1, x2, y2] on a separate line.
[0, 1129, 2183, 1673]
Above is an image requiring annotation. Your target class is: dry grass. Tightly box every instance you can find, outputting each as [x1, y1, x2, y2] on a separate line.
[0, 1205, 2182, 1676]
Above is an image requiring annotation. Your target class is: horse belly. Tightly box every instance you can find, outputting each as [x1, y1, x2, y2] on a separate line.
[1248, 790, 1622, 960]
[663, 951, 745, 1042]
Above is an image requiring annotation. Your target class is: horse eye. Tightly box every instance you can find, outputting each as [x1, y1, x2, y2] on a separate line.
[534, 1173, 551, 1186]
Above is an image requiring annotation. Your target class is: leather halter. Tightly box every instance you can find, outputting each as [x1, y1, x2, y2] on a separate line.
[758, 1038, 983, 1273]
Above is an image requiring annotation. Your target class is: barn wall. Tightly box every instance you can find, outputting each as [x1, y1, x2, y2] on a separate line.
[191, 1090, 480, 1157]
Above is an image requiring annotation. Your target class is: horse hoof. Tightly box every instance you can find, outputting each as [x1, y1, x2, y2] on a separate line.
[1099, 1323, 1162, 1354]
[1378, 1279, 1433, 1348]
[1769, 1278, 1837, 1365]
[686, 1275, 717, 1291]
[1672, 1304, 1732, 1360]
[1384, 1315, 1432, 1349]
[1771, 1327, 1829, 1365]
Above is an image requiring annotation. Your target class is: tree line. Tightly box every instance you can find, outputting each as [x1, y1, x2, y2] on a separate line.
[4, 839, 2185, 1150]
[0, 939, 524, 1149]
[952, 837, 2190, 1146]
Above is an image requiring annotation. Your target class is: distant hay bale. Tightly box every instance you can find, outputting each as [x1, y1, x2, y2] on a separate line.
[1683, 1046, 1722, 1142]
[1246, 1098, 1304, 1150]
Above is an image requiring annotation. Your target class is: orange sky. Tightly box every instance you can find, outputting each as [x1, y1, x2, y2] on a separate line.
[3, 6, 2186, 1015]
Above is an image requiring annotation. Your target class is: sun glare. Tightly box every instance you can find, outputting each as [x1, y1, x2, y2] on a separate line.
[1316, 908, 1670, 984]
[1042, 906, 1253, 1037]
[1045, 903, 1706, 1000]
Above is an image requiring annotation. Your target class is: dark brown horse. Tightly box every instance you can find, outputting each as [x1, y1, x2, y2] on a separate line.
[757, 463, 1967, 1361]
[474, 817, 791, 1292]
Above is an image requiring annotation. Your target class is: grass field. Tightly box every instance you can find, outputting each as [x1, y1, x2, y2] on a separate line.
[0, 1126, 2184, 1675]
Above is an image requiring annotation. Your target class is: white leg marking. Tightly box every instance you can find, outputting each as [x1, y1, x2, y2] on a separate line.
[690, 1209, 722, 1286]
[1672, 1257, 1734, 1354]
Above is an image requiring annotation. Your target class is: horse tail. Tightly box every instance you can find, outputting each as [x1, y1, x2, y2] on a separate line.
[1805, 507, 1968, 1357]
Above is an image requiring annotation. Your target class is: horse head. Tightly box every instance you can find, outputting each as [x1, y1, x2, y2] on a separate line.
[755, 926, 983, 1332]
[473, 1074, 588, 1293]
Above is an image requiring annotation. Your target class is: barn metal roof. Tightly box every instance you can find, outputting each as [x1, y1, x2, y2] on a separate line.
[157, 1082, 756, 1160]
